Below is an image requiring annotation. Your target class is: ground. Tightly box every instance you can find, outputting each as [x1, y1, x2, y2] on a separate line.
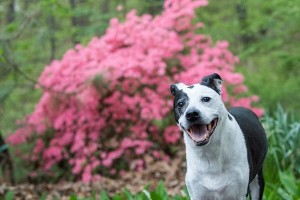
[0, 150, 186, 200]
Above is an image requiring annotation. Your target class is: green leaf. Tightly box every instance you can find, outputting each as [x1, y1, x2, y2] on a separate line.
[279, 171, 300, 196]
[69, 194, 78, 200]
[112, 194, 123, 200]
[4, 191, 14, 200]
[142, 189, 152, 200]
[100, 191, 110, 200]
[149, 192, 161, 200]
[156, 181, 168, 199]
[278, 187, 293, 200]
[183, 185, 190, 199]
[40, 192, 48, 200]
[123, 188, 134, 200]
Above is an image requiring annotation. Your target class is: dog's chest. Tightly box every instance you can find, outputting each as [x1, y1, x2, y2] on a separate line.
[186, 168, 246, 199]
[187, 172, 229, 192]
[184, 122, 249, 199]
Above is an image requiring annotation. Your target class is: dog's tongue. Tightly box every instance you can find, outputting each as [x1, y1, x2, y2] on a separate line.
[189, 125, 208, 141]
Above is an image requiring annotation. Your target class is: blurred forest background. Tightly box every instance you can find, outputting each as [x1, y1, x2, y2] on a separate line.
[0, 0, 299, 135]
[0, 0, 299, 199]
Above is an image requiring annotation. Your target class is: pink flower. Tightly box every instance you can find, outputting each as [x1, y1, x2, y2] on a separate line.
[116, 4, 123, 12]
[163, 126, 181, 144]
[233, 85, 248, 94]
[82, 165, 92, 182]
[33, 139, 45, 155]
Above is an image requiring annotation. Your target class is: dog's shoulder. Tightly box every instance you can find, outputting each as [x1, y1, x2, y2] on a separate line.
[228, 107, 266, 143]
[228, 107, 259, 121]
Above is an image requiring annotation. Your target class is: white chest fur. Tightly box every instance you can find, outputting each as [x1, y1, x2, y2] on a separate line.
[184, 118, 249, 200]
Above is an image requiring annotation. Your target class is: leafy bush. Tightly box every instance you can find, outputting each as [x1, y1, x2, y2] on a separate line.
[99, 182, 190, 200]
[263, 105, 300, 200]
[7, 0, 262, 182]
[263, 105, 300, 178]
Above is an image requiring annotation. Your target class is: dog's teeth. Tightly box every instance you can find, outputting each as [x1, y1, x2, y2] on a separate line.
[207, 124, 211, 131]
[206, 133, 210, 139]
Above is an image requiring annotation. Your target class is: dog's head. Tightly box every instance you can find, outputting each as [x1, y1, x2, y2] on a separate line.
[170, 73, 225, 146]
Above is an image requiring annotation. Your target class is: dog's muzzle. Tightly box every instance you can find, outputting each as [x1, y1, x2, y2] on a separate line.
[186, 118, 218, 146]
[183, 109, 218, 146]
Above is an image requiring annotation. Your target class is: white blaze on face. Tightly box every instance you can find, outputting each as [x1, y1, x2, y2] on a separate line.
[178, 84, 222, 126]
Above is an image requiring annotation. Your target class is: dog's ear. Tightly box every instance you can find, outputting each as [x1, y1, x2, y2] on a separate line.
[200, 73, 223, 95]
[170, 83, 186, 96]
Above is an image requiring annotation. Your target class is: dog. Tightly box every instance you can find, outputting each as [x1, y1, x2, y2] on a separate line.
[170, 73, 268, 200]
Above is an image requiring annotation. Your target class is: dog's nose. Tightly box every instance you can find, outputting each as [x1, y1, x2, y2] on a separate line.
[185, 109, 200, 122]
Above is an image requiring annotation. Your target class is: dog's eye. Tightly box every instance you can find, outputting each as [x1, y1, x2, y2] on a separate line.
[201, 97, 211, 102]
[177, 102, 185, 107]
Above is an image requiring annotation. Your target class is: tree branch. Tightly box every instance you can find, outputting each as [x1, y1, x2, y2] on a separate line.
[0, 11, 40, 42]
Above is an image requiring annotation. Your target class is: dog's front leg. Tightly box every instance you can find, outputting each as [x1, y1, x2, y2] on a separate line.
[186, 182, 214, 200]
[185, 182, 195, 200]
[185, 181, 203, 200]
[239, 196, 248, 200]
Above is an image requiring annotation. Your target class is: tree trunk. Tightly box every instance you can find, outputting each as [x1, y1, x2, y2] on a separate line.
[69, 0, 89, 45]
[101, 0, 109, 13]
[236, 2, 254, 45]
[0, 133, 14, 184]
[6, 0, 15, 24]
[48, 15, 56, 61]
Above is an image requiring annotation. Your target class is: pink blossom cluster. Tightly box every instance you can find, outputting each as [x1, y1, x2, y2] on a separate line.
[7, 0, 263, 182]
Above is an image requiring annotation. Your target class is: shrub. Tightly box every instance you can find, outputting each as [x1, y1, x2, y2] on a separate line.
[263, 105, 300, 175]
[263, 105, 300, 199]
[7, 0, 263, 182]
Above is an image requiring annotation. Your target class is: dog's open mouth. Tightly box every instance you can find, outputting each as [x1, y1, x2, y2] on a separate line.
[186, 118, 218, 146]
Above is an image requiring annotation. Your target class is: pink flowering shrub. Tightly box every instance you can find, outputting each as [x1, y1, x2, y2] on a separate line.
[7, 0, 263, 182]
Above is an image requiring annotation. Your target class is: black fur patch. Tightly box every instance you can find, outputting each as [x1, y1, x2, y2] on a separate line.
[187, 85, 194, 89]
[200, 73, 222, 94]
[228, 107, 268, 185]
[170, 84, 180, 96]
[173, 91, 189, 123]
[258, 169, 265, 199]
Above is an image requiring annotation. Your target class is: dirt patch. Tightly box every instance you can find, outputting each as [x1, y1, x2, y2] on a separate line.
[0, 150, 186, 200]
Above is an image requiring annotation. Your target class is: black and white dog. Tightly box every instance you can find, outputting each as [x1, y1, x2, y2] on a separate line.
[170, 73, 268, 200]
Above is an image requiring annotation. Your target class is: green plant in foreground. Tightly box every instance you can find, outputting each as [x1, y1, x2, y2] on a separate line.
[263, 105, 300, 176]
[2, 191, 14, 200]
[1, 182, 189, 200]
[98, 182, 189, 200]
[263, 105, 300, 200]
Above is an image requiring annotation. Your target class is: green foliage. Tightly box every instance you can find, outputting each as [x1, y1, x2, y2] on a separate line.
[0, 0, 164, 136]
[278, 171, 300, 199]
[263, 105, 300, 177]
[3, 191, 14, 200]
[88, 182, 189, 200]
[263, 105, 300, 200]
[1, 181, 189, 200]
[197, 0, 300, 116]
